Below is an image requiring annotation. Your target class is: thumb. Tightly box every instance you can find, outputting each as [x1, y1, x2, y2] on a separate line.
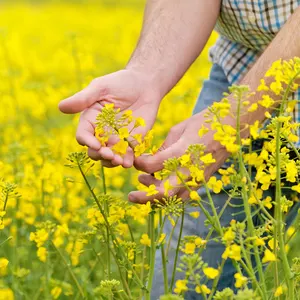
[134, 138, 185, 174]
[58, 84, 99, 114]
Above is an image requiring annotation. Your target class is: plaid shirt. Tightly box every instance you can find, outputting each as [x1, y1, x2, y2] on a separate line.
[210, 0, 300, 146]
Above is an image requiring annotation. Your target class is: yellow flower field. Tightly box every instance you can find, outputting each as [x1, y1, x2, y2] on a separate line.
[1, 1, 300, 299]
[0, 0, 217, 298]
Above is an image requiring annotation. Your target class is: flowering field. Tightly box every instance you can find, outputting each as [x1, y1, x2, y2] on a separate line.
[1, 1, 300, 299]
[0, 0, 217, 299]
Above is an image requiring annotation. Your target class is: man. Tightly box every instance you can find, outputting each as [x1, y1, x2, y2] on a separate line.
[59, 0, 300, 297]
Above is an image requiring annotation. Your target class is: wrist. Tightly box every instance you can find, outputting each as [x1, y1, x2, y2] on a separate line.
[125, 62, 173, 99]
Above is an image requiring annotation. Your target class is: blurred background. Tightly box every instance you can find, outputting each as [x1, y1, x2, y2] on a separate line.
[0, 0, 216, 298]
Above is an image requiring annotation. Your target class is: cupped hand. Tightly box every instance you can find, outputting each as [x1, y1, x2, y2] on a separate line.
[59, 69, 161, 168]
[128, 109, 231, 203]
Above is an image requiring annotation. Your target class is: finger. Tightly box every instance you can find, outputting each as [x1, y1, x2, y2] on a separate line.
[76, 107, 102, 150]
[138, 173, 160, 187]
[122, 147, 134, 169]
[59, 84, 100, 114]
[111, 154, 123, 166]
[87, 147, 114, 161]
[128, 189, 163, 204]
[101, 160, 117, 168]
[134, 139, 185, 174]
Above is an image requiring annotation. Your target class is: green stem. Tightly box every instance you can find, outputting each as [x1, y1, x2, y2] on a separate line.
[208, 259, 226, 300]
[169, 207, 185, 293]
[146, 211, 156, 300]
[275, 119, 294, 299]
[52, 242, 85, 299]
[159, 211, 168, 293]
[203, 183, 224, 235]
[273, 72, 300, 300]
[101, 165, 111, 281]
[77, 162, 145, 290]
[236, 89, 267, 298]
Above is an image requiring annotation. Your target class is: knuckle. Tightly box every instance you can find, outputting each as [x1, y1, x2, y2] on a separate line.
[87, 149, 100, 161]
[75, 132, 85, 146]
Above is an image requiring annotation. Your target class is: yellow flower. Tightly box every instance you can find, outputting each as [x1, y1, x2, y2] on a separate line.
[112, 140, 128, 156]
[189, 211, 200, 219]
[247, 103, 258, 112]
[180, 154, 191, 166]
[195, 237, 207, 247]
[189, 191, 200, 201]
[203, 267, 219, 279]
[270, 81, 283, 95]
[174, 279, 188, 294]
[0, 258, 9, 276]
[198, 125, 209, 137]
[51, 286, 62, 299]
[0, 288, 14, 300]
[207, 176, 222, 193]
[222, 244, 241, 261]
[145, 184, 159, 196]
[158, 233, 166, 244]
[195, 284, 211, 295]
[287, 226, 296, 238]
[257, 79, 269, 91]
[274, 286, 285, 297]
[118, 127, 129, 139]
[200, 153, 216, 165]
[262, 196, 273, 209]
[258, 95, 275, 108]
[255, 237, 265, 246]
[287, 133, 299, 143]
[134, 117, 146, 128]
[134, 142, 146, 157]
[133, 133, 142, 144]
[262, 249, 276, 263]
[268, 238, 278, 250]
[250, 121, 260, 139]
[286, 160, 298, 183]
[264, 111, 272, 118]
[140, 234, 151, 247]
[234, 273, 247, 288]
[163, 180, 172, 196]
[37, 247, 47, 262]
[222, 227, 235, 245]
[183, 242, 196, 254]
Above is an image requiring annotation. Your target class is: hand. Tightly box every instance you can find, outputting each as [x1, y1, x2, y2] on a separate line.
[59, 69, 161, 168]
[129, 109, 230, 203]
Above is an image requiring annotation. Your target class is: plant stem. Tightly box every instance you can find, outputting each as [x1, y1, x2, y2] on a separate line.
[77, 162, 145, 289]
[101, 164, 111, 281]
[159, 211, 168, 293]
[169, 207, 185, 293]
[235, 89, 267, 298]
[146, 211, 156, 300]
[52, 242, 85, 299]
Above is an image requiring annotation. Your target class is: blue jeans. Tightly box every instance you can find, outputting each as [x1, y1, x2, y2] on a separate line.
[151, 64, 300, 299]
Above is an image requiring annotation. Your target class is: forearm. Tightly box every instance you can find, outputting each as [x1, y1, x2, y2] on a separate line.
[126, 0, 221, 98]
[235, 6, 300, 130]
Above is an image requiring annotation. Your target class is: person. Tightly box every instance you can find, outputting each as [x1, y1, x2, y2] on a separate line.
[59, 1, 300, 298]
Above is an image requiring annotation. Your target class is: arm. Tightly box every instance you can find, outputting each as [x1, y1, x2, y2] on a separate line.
[59, 0, 221, 168]
[236, 6, 300, 128]
[127, 0, 221, 98]
[130, 7, 300, 203]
